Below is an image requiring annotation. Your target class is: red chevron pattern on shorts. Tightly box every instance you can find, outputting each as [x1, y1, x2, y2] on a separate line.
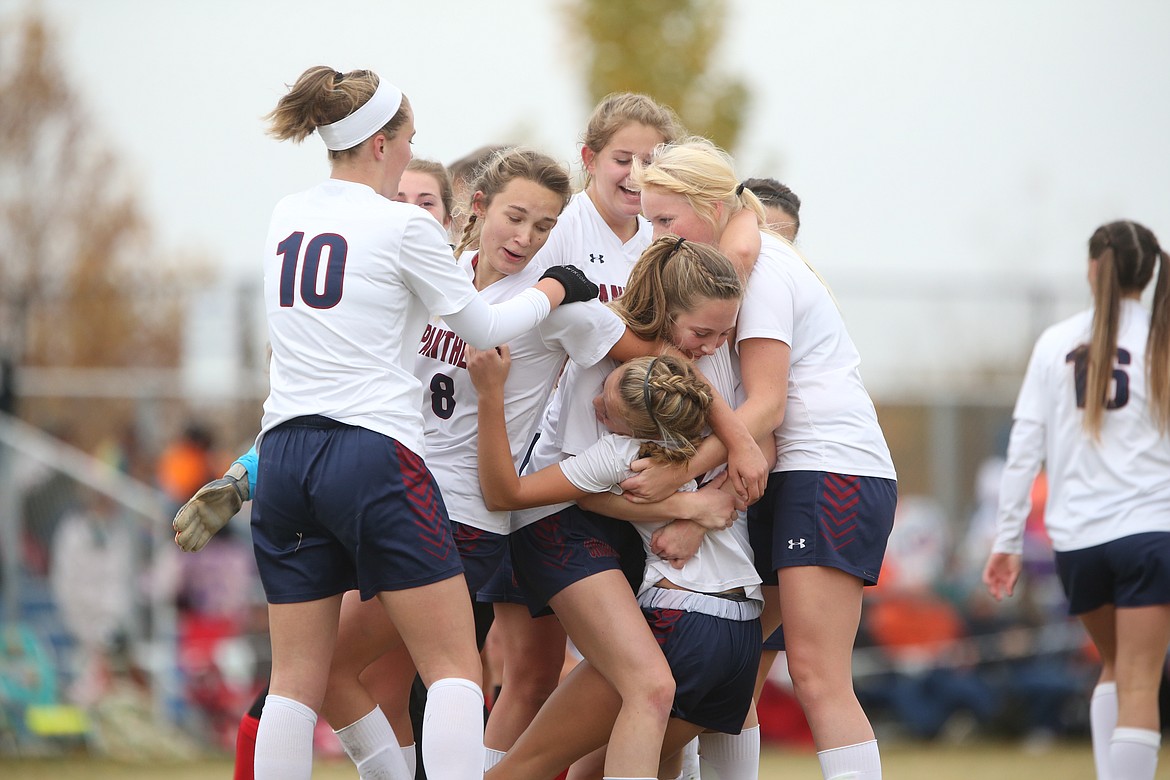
[532, 513, 573, 572]
[396, 442, 451, 561]
[454, 523, 489, 555]
[584, 538, 619, 560]
[819, 473, 860, 551]
[647, 607, 684, 646]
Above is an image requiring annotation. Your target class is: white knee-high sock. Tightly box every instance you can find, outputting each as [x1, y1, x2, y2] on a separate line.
[485, 747, 507, 770]
[254, 694, 316, 780]
[1111, 727, 1160, 780]
[333, 705, 412, 780]
[817, 739, 882, 780]
[699, 726, 761, 780]
[401, 744, 417, 777]
[1090, 682, 1118, 780]
[677, 736, 700, 780]
[422, 677, 485, 780]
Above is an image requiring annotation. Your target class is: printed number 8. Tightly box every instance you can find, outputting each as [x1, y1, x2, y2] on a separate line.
[431, 373, 456, 419]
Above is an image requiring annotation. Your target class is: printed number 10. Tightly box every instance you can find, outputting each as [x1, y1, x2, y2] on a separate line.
[277, 231, 348, 309]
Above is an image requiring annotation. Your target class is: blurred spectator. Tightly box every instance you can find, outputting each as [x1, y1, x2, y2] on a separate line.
[854, 493, 1094, 745]
[963, 591, 1095, 747]
[173, 503, 265, 749]
[863, 580, 999, 740]
[49, 491, 137, 707]
[155, 422, 219, 513]
[17, 424, 83, 576]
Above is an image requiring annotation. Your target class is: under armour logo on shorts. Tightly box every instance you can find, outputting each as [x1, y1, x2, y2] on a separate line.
[589, 253, 604, 263]
[787, 538, 806, 550]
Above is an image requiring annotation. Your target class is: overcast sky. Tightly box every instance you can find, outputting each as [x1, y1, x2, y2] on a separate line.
[16, 0, 1170, 403]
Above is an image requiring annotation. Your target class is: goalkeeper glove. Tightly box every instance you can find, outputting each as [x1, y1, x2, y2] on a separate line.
[172, 461, 249, 552]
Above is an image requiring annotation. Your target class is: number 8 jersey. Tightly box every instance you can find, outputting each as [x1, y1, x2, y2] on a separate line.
[995, 298, 1170, 554]
[415, 252, 625, 535]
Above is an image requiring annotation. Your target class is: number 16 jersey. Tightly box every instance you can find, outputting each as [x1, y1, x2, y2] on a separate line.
[1002, 299, 1170, 552]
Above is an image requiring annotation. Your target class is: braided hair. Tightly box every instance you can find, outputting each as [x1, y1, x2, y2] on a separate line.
[453, 148, 572, 257]
[612, 355, 713, 464]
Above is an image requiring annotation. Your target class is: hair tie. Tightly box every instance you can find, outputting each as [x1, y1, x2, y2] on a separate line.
[334, 71, 345, 82]
[735, 182, 746, 196]
[642, 356, 663, 431]
[666, 235, 686, 259]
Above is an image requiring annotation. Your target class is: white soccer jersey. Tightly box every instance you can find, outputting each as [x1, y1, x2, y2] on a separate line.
[993, 299, 1170, 553]
[556, 364, 761, 599]
[516, 346, 745, 527]
[531, 191, 653, 304]
[259, 180, 479, 457]
[417, 253, 625, 534]
[735, 233, 896, 479]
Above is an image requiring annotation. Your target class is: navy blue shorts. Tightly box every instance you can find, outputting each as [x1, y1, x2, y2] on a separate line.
[252, 416, 462, 604]
[509, 505, 645, 618]
[451, 521, 507, 596]
[762, 624, 785, 652]
[1055, 532, 1170, 615]
[748, 470, 896, 586]
[645, 607, 762, 734]
[475, 543, 531, 607]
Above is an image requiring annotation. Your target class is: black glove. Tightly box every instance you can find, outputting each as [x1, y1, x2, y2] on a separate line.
[540, 265, 599, 304]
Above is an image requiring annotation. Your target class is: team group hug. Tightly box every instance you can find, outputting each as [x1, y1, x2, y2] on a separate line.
[171, 66, 1170, 780]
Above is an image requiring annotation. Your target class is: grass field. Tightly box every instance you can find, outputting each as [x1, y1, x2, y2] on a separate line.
[0, 740, 1126, 779]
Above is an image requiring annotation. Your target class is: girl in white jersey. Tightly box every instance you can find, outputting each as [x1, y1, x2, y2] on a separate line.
[983, 221, 1170, 780]
[631, 139, 898, 780]
[477, 94, 681, 769]
[488, 237, 757, 780]
[471, 349, 762, 780]
[248, 66, 596, 780]
[478, 94, 766, 775]
[394, 157, 455, 241]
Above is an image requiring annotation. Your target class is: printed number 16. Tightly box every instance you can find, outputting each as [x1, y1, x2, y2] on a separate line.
[1066, 348, 1130, 410]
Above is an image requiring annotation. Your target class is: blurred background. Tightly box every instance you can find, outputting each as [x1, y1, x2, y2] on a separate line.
[1, 0, 1168, 768]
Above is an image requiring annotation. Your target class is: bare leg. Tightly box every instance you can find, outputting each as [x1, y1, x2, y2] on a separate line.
[378, 575, 484, 780]
[753, 584, 783, 716]
[487, 659, 621, 780]
[255, 596, 344, 779]
[360, 644, 417, 745]
[483, 603, 566, 752]
[1079, 605, 1119, 780]
[267, 595, 344, 709]
[551, 570, 676, 778]
[376, 574, 482, 687]
[321, 591, 411, 730]
[1084, 604, 1170, 730]
[778, 566, 874, 750]
[566, 746, 606, 780]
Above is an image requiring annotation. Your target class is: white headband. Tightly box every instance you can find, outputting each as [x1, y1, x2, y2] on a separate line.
[317, 79, 403, 151]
